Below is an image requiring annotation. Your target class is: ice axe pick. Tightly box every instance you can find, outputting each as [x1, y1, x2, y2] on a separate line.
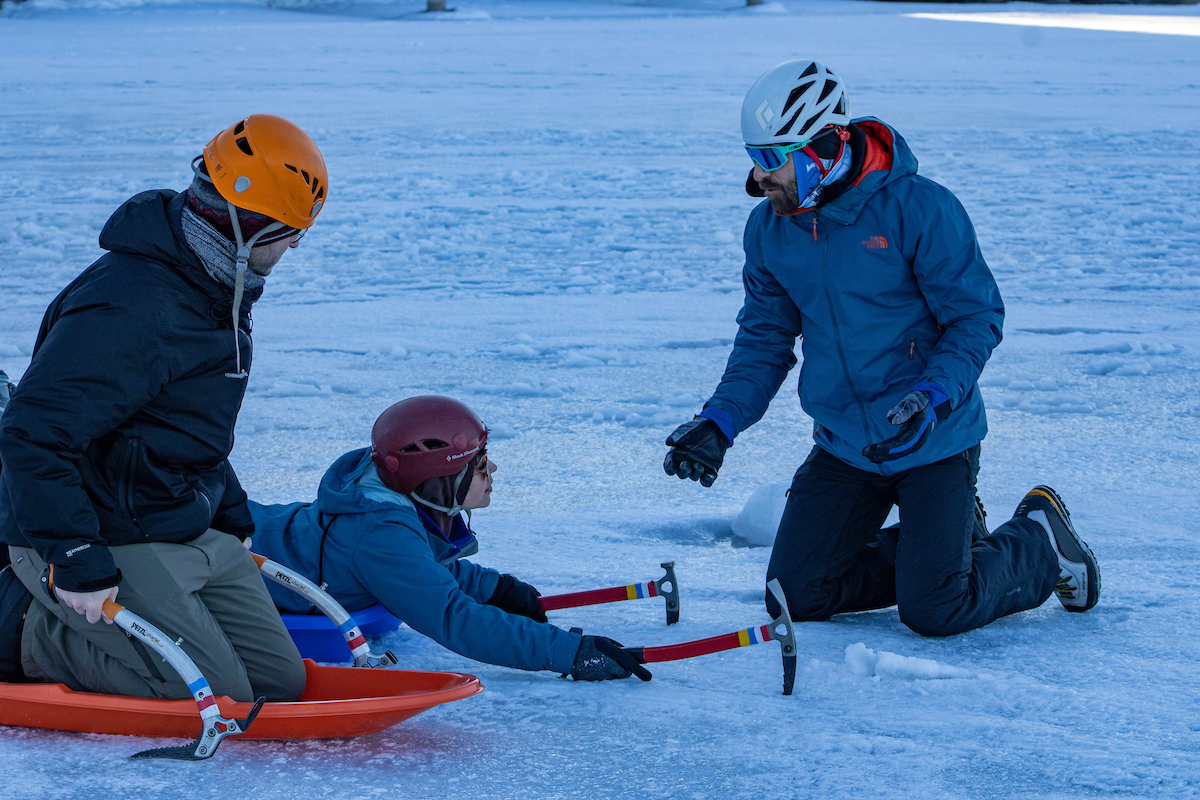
[622, 578, 797, 695]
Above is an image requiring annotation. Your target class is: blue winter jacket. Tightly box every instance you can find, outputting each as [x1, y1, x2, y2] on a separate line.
[708, 119, 1003, 475]
[249, 448, 581, 673]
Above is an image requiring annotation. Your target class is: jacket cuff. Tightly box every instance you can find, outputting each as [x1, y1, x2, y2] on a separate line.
[698, 406, 736, 446]
[48, 564, 122, 595]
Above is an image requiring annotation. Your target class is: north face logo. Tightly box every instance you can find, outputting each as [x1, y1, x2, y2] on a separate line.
[863, 236, 889, 250]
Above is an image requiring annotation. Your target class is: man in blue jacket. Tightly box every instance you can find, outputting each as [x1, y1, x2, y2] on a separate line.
[663, 61, 1099, 636]
[0, 115, 327, 699]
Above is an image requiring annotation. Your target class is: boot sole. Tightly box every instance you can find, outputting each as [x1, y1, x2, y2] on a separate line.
[1027, 486, 1101, 612]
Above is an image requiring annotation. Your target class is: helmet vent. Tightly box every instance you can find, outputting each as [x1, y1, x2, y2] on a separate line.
[800, 62, 818, 79]
[800, 111, 825, 137]
[311, 177, 322, 198]
[818, 79, 837, 103]
[783, 82, 812, 115]
[301, 169, 311, 185]
[775, 109, 803, 138]
[236, 137, 254, 157]
[284, 164, 299, 173]
[401, 439, 449, 453]
[234, 121, 246, 135]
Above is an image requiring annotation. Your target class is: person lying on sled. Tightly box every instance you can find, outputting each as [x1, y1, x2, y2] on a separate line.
[249, 395, 648, 682]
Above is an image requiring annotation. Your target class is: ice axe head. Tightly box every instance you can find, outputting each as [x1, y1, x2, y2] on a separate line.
[765, 579, 797, 696]
[654, 561, 680, 625]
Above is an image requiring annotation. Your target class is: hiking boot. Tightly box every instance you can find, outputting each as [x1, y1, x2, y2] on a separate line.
[1014, 486, 1099, 612]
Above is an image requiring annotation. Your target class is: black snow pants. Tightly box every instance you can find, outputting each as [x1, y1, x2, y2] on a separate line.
[765, 445, 1057, 637]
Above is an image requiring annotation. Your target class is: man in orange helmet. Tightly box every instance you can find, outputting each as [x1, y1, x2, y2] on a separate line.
[0, 115, 326, 701]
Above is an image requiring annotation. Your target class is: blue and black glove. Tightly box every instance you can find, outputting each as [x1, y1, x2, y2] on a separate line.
[862, 382, 952, 464]
[569, 634, 652, 682]
[664, 413, 732, 488]
[486, 574, 547, 623]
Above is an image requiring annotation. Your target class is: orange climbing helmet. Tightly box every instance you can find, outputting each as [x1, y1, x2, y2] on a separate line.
[202, 114, 327, 229]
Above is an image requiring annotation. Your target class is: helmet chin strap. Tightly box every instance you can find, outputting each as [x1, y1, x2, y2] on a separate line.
[408, 464, 472, 519]
[224, 200, 283, 379]
[191, 157, 284, 380]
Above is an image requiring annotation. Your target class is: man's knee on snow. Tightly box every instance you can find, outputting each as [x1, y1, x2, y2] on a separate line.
[897, 602, 970, 638]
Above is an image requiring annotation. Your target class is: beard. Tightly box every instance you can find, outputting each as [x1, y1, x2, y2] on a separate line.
[759, 173, 800, 214]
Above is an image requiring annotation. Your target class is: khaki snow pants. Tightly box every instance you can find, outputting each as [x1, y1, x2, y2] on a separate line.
[9, 529, 306, 702]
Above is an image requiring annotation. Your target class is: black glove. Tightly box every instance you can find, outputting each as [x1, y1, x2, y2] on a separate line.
[664, 417, 729, 488]
[486, 574, 547, 623]
[862, 390, 950, 463]
[569, 635, 652, 682]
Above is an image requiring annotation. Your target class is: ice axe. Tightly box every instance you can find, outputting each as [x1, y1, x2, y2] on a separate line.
[101, 599, 264, 761]
[250, 553, 398, 669]
[42, 566, 262, 760]
[539, 561, 680, 625]
[622, 579, 797, 695]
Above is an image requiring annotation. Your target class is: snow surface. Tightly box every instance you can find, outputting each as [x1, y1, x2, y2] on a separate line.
[1, 0, 1199, 797]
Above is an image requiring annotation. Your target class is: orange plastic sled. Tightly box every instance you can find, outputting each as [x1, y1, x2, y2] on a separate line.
[0, 660, 482, 740]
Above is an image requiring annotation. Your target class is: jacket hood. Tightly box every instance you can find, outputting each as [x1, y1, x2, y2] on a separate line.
[98, 189, 263, 310]
[314, 448, 393, 516]
[100, 190, 203, 268]
[817, 117, 919, 226]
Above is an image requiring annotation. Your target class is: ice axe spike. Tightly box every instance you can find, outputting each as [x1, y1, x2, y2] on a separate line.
[766, 578, 797, 696]
[621, 578, 798, 696]
[540, 561, 682, 625]
[250, 553, 398, 669]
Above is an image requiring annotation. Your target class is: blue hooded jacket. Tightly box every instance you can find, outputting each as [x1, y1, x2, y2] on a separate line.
[707, 119, 1003, 475]
[249, 448, 581, 673]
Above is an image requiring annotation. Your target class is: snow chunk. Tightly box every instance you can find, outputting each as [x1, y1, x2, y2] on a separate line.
[561, 351, 604, 368]
[488, 421, 517, 440]
[500, 344, 538, 360]
[255, 381, 332, 398]
[845, 643, 976, 680]
[463, 380, 566, 398]
[731, 481, 790, 547]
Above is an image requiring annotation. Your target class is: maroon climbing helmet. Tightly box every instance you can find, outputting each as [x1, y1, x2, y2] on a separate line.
[371, 396, 489, 494]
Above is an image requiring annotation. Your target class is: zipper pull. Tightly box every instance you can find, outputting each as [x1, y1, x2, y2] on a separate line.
[909, 338, 915, 359]
[811, 213, 817, 242]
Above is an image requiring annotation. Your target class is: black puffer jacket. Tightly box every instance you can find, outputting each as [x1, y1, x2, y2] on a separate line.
[0, 190, 262, 593]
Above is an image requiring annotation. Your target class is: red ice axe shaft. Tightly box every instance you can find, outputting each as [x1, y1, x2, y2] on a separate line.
[623, 579, 798, 695]
[540, 561, 680, 625]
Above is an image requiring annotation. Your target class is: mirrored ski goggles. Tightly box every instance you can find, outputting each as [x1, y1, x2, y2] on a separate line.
[744, 140, 812, 172]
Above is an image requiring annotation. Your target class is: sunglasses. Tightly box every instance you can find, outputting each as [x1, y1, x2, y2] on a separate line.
[259, 227, 306, 246]
[744, 139, 813, 172]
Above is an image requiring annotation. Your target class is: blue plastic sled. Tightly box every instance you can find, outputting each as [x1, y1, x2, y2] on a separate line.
[282, 604, 401, 663]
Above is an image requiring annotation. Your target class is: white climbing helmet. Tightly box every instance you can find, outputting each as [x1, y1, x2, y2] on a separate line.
[741, 60, 851, 146]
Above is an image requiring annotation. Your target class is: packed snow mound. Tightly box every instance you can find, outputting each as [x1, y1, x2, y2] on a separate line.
[731, 480, 790, 546]
[844, 643, 978, 681]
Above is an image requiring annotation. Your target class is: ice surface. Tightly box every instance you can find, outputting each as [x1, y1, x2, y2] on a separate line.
[1, 0, 1199, 798]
